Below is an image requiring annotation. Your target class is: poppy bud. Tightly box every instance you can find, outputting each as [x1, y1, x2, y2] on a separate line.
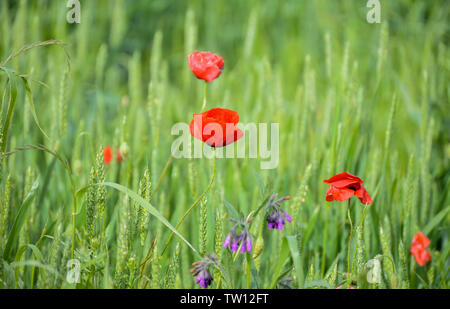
[188, 51, 224, 82]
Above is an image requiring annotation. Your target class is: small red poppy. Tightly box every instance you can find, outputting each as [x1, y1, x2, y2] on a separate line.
[189, 108, 243, 147]
[188, 51, 224, 82]
[323, 172, 373, 204]
[103, 146, 113, 165]
[410, 232, 431, 267]
[116, 148, 123, 164]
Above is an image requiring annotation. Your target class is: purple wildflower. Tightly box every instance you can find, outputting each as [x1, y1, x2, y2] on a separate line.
[265, 194, 292, 231]
[195, 270, 213, 289]
[278, 277, 294, 289]
[223, 221, 252, 254]
[190, 254, 218, 289]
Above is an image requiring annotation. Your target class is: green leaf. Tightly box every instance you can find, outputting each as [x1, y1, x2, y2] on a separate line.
[3, 180, 39, 261]
[9, 260, 62, 280]
[286, 235, 305, 288]
[224, 198, 240, 219]
[302, 206, 320, 249]
[270, 237, 290, 288]
[0, 72, 17, 153]
[20, 77, 49, 140]
[423, 206, 450, 235]
[15, 244, 44, 262]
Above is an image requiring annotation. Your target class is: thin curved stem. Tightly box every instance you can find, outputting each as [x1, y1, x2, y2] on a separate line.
[149, 153, 173, 202]
[160, 150, 216, 256]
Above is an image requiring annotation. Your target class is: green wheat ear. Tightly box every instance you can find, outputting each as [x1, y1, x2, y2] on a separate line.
[213, 207, 224, 287]
[398, 240, 409, 289]
[86, 166, 97, 245]
[427, 263, 434, 287]
[199, 196, 208, 256]
[380, 224, 396, 288]
[95, 146, 106, 220]
[291, 163, 311, 225]
[164, 242, 180, 288]
[150, 242, 161, 288]
[325, 262, 338, 286]
[138, 167, 151, 247]
[127, 254, 138, 288]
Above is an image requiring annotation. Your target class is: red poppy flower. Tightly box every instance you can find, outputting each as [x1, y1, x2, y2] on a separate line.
[189, 108, 243, 147]
[116, 148, 123, 164]
[323, 172, 373, 204]
[103, 146, 113, 165]
[410, 232, 431, 266]
[188, 51, 224, 82]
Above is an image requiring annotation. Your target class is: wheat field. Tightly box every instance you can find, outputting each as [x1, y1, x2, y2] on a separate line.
[0, 0, 448, 289]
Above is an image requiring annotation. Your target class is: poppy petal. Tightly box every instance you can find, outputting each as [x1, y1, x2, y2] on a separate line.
[205, 108, 239, 124]
[103, 146, 113, 165]
[323, 172, 363, 188]
[355, 185, 373, 205]
[189, 108, 242, 147]
[413, 232, 431, 248]
[325, 185, 355, 202]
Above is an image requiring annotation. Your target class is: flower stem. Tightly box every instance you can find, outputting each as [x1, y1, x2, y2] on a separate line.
[149, 153, 173, 202]
[347, 200, 353, 283]
[160, 149, 216, 256]
[201, 82, 207, 110]
[246, 253, 251, 288]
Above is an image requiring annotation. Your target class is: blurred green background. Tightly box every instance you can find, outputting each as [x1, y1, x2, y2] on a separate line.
[0, 0, 448, 288]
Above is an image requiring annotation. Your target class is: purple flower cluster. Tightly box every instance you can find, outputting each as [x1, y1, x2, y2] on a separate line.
[190, 254, 218, 289]
[194, 269, 213, 289]
[265, 194, 292, 231]
[191, 193, 293, 288]
[223, 228, 252, 253]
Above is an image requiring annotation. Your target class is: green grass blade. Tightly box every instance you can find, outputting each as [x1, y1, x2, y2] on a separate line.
[286, 234, 305, 288]
[3, 180, 39, 261]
